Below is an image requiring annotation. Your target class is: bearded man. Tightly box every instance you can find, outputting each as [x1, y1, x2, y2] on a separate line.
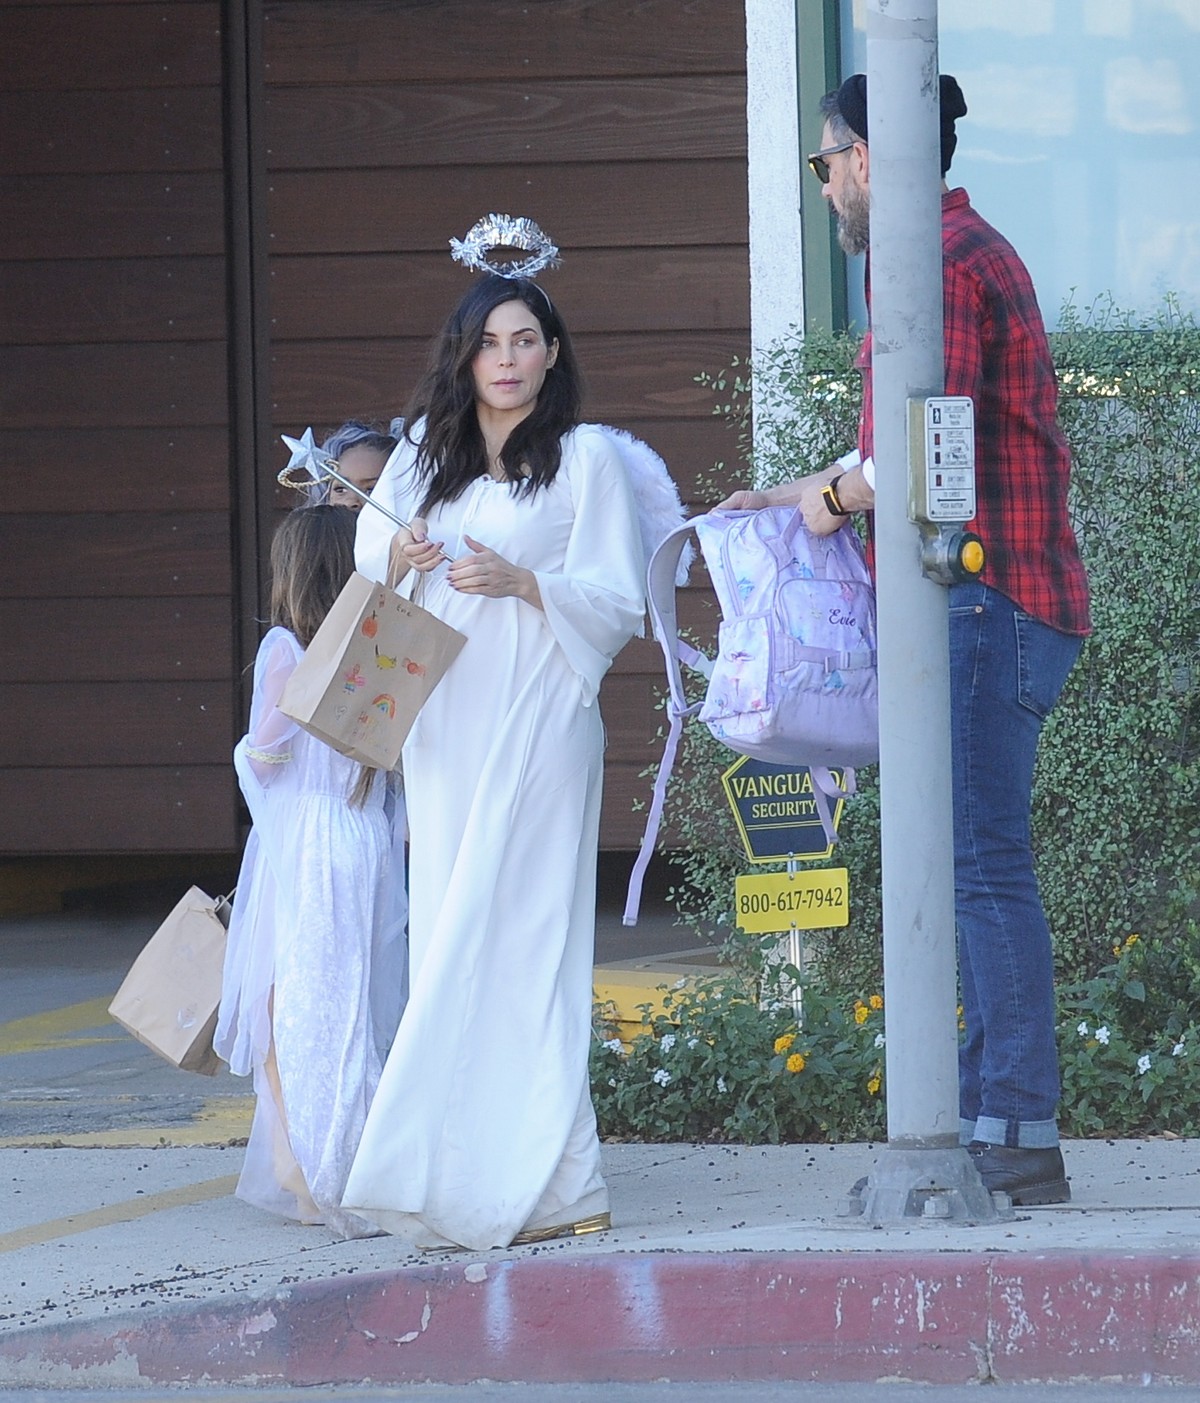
[721, 74, 1090, 1205]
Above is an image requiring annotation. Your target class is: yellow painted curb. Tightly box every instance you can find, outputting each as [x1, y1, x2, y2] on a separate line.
[593, 949, 722, 1044]
[0, 996, 118, 1056]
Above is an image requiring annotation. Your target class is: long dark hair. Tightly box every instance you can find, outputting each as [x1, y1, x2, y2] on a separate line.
[403, 274, 583, 515]
[267, 504, 378, 807]
[269, 505, 357, 647]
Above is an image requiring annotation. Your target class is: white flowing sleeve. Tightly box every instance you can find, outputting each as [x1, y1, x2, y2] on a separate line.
[354, 430, 424, 589]
[238, 630, 301, 786]
[536, 426, 647, 706]
[218, 628, 304, 1077]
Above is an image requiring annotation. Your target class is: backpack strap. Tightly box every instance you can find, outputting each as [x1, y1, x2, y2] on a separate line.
[809, 765, 857, 847]
[623, 519, 710, 927]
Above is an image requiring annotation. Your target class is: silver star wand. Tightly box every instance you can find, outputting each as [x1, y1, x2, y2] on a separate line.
[278, 428, 450, 562]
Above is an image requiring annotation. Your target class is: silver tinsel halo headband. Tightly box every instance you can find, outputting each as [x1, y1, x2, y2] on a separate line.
[449, 214, 561, 280]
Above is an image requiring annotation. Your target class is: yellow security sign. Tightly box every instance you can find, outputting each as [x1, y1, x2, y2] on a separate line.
[734, 868, 850, 933]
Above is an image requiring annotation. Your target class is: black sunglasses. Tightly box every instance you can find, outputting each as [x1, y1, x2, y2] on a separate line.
[807, 140, 857, 185]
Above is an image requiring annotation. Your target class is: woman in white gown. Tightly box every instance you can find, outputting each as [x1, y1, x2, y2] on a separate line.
[344, 272, 646, 1250]
[215, 506, 405, 1240]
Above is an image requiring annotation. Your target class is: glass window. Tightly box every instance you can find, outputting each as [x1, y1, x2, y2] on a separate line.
[838, 0, 1200, 329]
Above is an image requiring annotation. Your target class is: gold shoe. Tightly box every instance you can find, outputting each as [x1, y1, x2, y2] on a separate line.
[511, 1211, 611, 1246]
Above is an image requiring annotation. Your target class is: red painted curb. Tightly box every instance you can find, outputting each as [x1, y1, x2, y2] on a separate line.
[3, 1251, 1200, 1387]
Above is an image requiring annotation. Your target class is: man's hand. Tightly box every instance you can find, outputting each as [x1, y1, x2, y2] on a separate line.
[715, 488, 770, 512]
[801, 464, 876, 535]
[798, 477, 842, 536]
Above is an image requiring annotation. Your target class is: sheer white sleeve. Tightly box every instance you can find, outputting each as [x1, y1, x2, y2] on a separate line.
[241, 630, 302, 785]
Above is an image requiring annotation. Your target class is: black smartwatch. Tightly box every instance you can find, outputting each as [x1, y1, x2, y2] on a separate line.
[821, 474, 851, 517]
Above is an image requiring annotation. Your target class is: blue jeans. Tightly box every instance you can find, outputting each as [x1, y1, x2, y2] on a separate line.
[949, 583, 1083, 1150]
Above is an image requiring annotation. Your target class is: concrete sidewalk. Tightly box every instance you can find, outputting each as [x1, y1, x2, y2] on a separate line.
[4, 899, 1200, 1387]
[3, 1139, 1200, 1386]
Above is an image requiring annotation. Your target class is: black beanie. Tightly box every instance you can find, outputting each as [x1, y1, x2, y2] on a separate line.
[834, 72, 968, 176]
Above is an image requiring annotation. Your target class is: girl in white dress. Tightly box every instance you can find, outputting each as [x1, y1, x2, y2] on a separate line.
[216, 506, 404, 1240]
[344, 273, 646, 1250]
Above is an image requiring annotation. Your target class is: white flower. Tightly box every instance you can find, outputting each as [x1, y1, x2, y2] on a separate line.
[660, 1034, 677, 1053]
[686, 1037, 699, 1050]
[673, 977, 688, 990]
[1077, 1021, 1089, 1037]
[874, 1032, 886, 1050]
[1095, 1025, 1111, 1045]
[602, 1037, 624, 1055]
[1137, 1054, 1152, 1075]
[1174, 1042, 1187, 1057]
[716, 1076, 728, 1094]
[608, 1077, 617, 1087]
[652, 1068, 672, 1087]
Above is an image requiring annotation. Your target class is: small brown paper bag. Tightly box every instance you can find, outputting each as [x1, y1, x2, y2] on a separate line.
[278, 572, 465, 770]
[108, 886, 232, 1076]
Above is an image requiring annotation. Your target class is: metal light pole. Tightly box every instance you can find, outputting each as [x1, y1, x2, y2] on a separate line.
[850, 0, 1002, 1223]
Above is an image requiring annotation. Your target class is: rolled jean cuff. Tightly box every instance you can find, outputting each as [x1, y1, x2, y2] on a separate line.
[971, 1115, 1059, 1150]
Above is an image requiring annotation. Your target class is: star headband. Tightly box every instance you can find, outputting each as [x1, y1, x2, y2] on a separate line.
[449, 214, 561, 280]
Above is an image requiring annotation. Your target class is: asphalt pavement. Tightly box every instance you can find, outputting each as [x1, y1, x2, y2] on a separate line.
[3, 890, 1200, 1388]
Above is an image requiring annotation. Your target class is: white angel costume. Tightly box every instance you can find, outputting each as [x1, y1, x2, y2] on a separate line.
[215, 627, 406, 1240]
[342, 423, 647, 1250]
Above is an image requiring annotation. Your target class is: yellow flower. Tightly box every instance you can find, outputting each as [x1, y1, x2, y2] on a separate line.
[786, 1052, 806, 1073]
[867, 1075, 881, 1095]
[774, 1033, 796, 1055]
[868, 994, 883, 1011]
[854, 1005, 870, 1025]
[1125, 933, 1140, 947]
[1112, 944, 1122, 958]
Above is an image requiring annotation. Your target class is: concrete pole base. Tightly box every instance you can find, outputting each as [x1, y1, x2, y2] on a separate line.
[838, 1145, 1014, 1224]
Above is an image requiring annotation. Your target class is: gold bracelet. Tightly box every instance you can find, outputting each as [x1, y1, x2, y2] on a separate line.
[245, 745, 293, 765]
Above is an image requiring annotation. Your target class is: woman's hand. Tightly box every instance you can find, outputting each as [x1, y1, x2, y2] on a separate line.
[400, 518, 445, 573]
[448, 536, 542, 608]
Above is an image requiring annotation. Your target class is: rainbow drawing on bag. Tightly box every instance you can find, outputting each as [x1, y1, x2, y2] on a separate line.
[370, 694, 396, 719]
[343, 663, 366, 693]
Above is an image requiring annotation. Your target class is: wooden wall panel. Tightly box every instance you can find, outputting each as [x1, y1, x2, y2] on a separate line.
[2, 344, 227, 428]
[0, 598, 232, 682]
[7, 515, 232, 598]
[0, 768, 235, 852]
[0, 682, 233, 766]
[263, 79, 744, 170]
[0, 173, 225, 260]
[1, 258, 227, 343]
[0, 429, 231, 513]
[0, 89, 223, 175]
[267, 160, 748, 256]
[0, 0, 235, 855]
[264, 0, 741, 83]
[259, 0, 750, 849]
[0, 3, 222, 91]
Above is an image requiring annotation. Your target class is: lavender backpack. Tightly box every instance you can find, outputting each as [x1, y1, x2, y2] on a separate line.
[624, 506, 879, 924]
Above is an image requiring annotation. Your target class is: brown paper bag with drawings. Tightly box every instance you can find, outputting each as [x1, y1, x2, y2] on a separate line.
[107, 886, 232, 1076]
[278, 571, 465, 771]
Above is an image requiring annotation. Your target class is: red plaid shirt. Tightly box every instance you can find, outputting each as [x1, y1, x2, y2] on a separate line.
[858, 188, 1091, 635]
